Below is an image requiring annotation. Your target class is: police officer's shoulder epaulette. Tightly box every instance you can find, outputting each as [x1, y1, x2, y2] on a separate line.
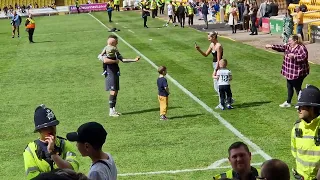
[57, 136, 67, 140]
[295, 119, 302, 125]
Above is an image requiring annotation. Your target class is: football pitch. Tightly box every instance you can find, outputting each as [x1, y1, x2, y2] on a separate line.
[0, 11, 320, 179]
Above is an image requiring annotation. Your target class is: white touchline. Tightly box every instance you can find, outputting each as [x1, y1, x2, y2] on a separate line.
[118, 163, 264, 176]
[128, 29, 135, 33]
[88, 11, 272, 164]
[35, 29, 104, 36]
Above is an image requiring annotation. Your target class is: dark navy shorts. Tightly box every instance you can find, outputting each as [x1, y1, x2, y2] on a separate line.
[105, 72, 120, 91]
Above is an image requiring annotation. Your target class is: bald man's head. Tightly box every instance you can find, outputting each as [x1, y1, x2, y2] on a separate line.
[261, 159, 290, 180]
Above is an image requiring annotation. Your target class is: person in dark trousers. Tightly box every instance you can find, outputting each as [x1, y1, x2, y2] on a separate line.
[158, 0, 165, 14]
[177, 2, 185, 28]
[186, 2, 194, 25]
[25, 14, 35, 43]
[265, 35, 309, 108]
[141, 0, 150, 28]
[106, 0, 114, 22]
[75, 0, 80, 13]
[98, 35, 140, 117]
[213, 59, 233, 110]
[249, 2, 258, 35]
[201, 0, 208, 29]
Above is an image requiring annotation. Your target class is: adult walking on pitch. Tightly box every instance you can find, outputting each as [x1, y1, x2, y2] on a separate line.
[266, 34, 309, 108]
[11, 11, 21, 38]
[25, 14, 36, 43]
[195, 31, 223, 94]
[98, 35, 140, 117]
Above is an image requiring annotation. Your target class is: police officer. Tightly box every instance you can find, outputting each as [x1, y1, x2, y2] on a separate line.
[291, 85, 320, 180]
[25, 14, 35, 43]
[141, 0, 151, 28]
[213, 142, 260, 180]
[23, 104, 79, 179]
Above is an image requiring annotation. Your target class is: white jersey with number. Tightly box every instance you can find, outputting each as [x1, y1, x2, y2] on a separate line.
[167, 4, 173, 16]
[217, 68, 232, 86]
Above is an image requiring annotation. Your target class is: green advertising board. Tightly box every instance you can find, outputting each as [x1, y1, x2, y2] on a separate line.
[270, 18, 284, 35]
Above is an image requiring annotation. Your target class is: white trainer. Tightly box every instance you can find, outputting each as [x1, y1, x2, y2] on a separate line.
[279, 101, 291, 108]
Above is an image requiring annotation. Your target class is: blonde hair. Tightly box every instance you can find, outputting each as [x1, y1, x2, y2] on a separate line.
[208, 31, 218, 38]
[220, 59, 228, 67]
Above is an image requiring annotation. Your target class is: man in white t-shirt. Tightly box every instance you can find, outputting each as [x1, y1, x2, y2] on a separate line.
[67, 122, 117, 180]
[164, 1, 176, 27]
[214, 59, 233, 110]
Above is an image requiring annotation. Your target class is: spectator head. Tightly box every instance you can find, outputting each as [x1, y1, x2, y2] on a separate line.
[288, 34, 303, 46]
[295, 6, 300, 12]
[32, 169, 89, 180]
[228, 142, 252, 174]
[169, 1, 172, 4]
[67, 122, 108, 156]
[13, 10, 16, 15]
[33, 104, 59, 140]
[286, 9, 291, 16]
[258, 159, 290, 180]
[158, 66, 167, 75]
[53, 169, 89, 180]
[208, 31, 218, 41]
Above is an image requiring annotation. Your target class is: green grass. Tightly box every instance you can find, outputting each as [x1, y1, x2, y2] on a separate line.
[0, 11, 319, 180]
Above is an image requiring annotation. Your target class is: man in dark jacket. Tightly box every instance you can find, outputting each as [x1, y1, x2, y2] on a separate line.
[177, 2, 185, 28]
[201, 0, 208, 29]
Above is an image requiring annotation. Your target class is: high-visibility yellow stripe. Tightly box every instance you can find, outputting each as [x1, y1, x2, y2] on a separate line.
[26, 166, 39, 175]
[296, 156, 320, 167]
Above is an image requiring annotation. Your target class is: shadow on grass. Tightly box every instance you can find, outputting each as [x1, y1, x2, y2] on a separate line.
[123, 106, 182, 115]
[33, 40, 54, 43]
[233, 101, 272, 109]
[169, 113, 203, 120]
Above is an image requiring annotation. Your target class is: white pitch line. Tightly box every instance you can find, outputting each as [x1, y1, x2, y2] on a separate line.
[88, 11, 272, 162]
[128, 29, 135, 33]
[35, 29, 104, 36]
[118, 163, 263, 176]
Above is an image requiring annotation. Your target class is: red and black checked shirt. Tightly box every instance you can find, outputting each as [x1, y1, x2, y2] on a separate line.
[272, 44, 309, 80]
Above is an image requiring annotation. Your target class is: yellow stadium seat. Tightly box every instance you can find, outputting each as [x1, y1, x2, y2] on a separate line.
[300, 0, 312, 5]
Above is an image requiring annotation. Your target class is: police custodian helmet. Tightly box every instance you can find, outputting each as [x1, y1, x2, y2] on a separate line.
[33, 104, 60, 133]
[296, 85, 320, 107]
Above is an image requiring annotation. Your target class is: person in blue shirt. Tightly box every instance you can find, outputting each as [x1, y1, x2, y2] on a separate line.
[11, 11, 21, 38]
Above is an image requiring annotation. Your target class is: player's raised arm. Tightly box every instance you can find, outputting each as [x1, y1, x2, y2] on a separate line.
[122, 56, 141, 63]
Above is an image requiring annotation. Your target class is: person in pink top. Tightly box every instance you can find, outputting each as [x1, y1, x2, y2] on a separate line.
[266, 34, 309, 108]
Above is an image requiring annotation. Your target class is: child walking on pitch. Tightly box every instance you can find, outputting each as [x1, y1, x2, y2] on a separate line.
[157, 66, 169, 120]
[214, 59, 233, 110]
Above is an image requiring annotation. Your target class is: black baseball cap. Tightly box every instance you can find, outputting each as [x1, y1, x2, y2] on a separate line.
[66, 122, 107, 148]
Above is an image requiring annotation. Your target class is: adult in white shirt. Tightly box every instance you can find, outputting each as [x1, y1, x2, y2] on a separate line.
[164, 1, 175, 26]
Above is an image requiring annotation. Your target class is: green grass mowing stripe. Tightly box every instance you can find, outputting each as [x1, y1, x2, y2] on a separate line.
[0, 15, 266, 179]
[88, 13, 272, 161]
